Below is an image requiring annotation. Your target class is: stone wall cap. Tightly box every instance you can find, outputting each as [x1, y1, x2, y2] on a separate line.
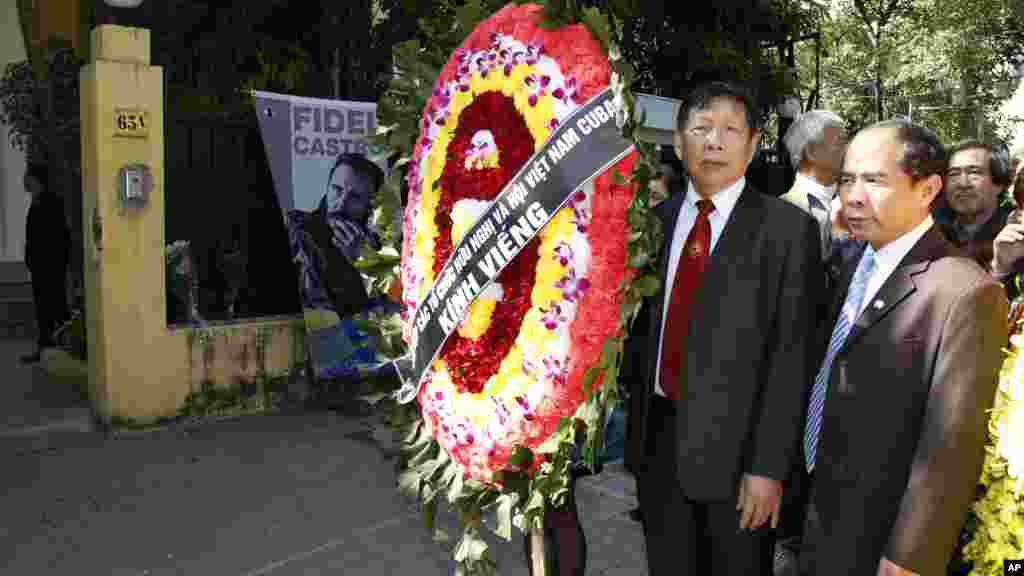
[91, 25, 150, 65]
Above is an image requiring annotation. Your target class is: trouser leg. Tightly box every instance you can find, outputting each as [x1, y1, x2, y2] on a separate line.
[641, 396, 701, 576]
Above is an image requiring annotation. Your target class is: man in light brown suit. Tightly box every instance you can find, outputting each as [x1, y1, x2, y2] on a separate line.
[799, 119, 1008, 575]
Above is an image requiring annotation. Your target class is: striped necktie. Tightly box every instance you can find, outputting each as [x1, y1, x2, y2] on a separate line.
[803, 246, 877, 472]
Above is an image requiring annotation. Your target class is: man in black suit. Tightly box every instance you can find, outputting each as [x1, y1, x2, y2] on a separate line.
[624, 81, 824, 576]
[799, 119, 1008, 576]
[287, 153, 383, 317]
[20, 163, 70, 364]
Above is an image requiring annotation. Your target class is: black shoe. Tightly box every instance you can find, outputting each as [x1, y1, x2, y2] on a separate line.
[18, 352, 41, 365]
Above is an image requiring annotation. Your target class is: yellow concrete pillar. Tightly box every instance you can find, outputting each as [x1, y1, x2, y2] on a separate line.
[79, 25, 167, 423]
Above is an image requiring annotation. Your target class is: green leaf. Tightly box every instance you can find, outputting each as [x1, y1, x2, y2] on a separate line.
[453, 529, 489, 563]
[423, 499, 436, 533]
[432, 528, 452, 544]
[582, 366, 599, 393]
[536, 417, 573, 453]
[579, 7, 612, 48]
[358, 392, 390, 406]
[402, 420, 424, 445]
[442, 457, 463, 486]
[421, 480, 440, 504]
[406, 440, 437, 468]
[397, 469, 422, 500]
[446, 464, 465, 503]
[495, 469, 530, 500]
[507, 446, 534, 469]
[421, 450, 451, 482]
[523, 489, 546, 517]
[475, 488, 501, 511]
[635, 274, 661, 296]
[628, 252, 649, 268]
[492, 493, 517, 541]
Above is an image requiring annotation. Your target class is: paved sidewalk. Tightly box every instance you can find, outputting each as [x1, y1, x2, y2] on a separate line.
[0, 339, 95, 456]
[0, 409, 646, 575]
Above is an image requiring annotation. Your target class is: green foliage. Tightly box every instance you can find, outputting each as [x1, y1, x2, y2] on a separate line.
[238, 41, 314, 99]
[804, 0, 1024, 142]
[178, 368, 291, 421]
[54, 309, 86, 361]
[0, 49, 82, 165]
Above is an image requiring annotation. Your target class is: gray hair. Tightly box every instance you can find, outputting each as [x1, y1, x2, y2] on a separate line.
[783, 109, 845, 168]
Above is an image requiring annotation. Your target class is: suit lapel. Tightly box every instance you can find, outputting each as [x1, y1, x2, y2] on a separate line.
[841, 227, 949, 351]
[703, 184, 763, 282]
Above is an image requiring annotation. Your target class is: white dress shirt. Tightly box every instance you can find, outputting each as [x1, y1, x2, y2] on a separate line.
[856, 215, 934, 317]
[654, 177, 746, 397]
[796, 174, 834, 213]
[797, 174, 835, 259]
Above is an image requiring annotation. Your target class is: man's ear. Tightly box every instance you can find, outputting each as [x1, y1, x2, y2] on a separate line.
[673, 131, 685, 162]
[803, 141, 821, 164]
[918, 173, 943, 207]
[748, 130, 762, 164]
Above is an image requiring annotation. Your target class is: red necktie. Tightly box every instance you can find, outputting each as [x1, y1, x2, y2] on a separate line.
[660, 198, 715, 400]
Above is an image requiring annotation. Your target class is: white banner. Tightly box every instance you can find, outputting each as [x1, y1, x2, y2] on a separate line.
[253, 91, 383, 213]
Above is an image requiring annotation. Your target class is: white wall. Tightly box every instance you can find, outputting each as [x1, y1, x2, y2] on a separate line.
[0, 1, 27, 262]
[0, 1, 28, 262]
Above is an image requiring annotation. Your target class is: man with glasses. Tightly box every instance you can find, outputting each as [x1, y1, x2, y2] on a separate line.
[625, 81, 823, 576]
[940, 140, 1013, 271]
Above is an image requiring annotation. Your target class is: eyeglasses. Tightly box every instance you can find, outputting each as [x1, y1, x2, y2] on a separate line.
[685, 125, 747, 143]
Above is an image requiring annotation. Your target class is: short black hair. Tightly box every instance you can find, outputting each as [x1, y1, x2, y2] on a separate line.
[869, 118, 947, 183]
[24, 163, 48, 188]
[948, 139, 1012, 186]
[328, 153, 385, 193]
[676, 81, 761, 134]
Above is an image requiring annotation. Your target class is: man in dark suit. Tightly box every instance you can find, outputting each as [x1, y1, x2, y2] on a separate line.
[799, 119, 1008, 576]
[624, 81, 824, 576]
[20, 163, 70, 364]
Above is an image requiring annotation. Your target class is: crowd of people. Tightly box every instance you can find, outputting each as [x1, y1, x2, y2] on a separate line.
[529, 81, 1023, 576]
[612, 80, 1017, 576]
[16, 73, 1020, 575]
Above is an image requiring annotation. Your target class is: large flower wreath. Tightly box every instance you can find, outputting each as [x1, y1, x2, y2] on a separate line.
[379, 3, 661, 573]
[961, 331, 1024, 575]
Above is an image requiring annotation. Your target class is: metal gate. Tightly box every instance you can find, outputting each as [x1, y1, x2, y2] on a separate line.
[164, 113, 300, 325]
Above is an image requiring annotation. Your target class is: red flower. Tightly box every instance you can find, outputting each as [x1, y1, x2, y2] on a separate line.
[432, 91, 540, 394]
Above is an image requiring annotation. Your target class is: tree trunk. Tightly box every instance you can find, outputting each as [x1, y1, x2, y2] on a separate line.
[874, 31, 884, 122]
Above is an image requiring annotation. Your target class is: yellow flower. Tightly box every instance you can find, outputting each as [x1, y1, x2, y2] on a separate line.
[459, 298, 498, 340]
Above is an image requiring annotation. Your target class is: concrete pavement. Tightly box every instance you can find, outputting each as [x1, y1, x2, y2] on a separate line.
[0, 339, 95, 457]
[0, 408, 647, 575]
